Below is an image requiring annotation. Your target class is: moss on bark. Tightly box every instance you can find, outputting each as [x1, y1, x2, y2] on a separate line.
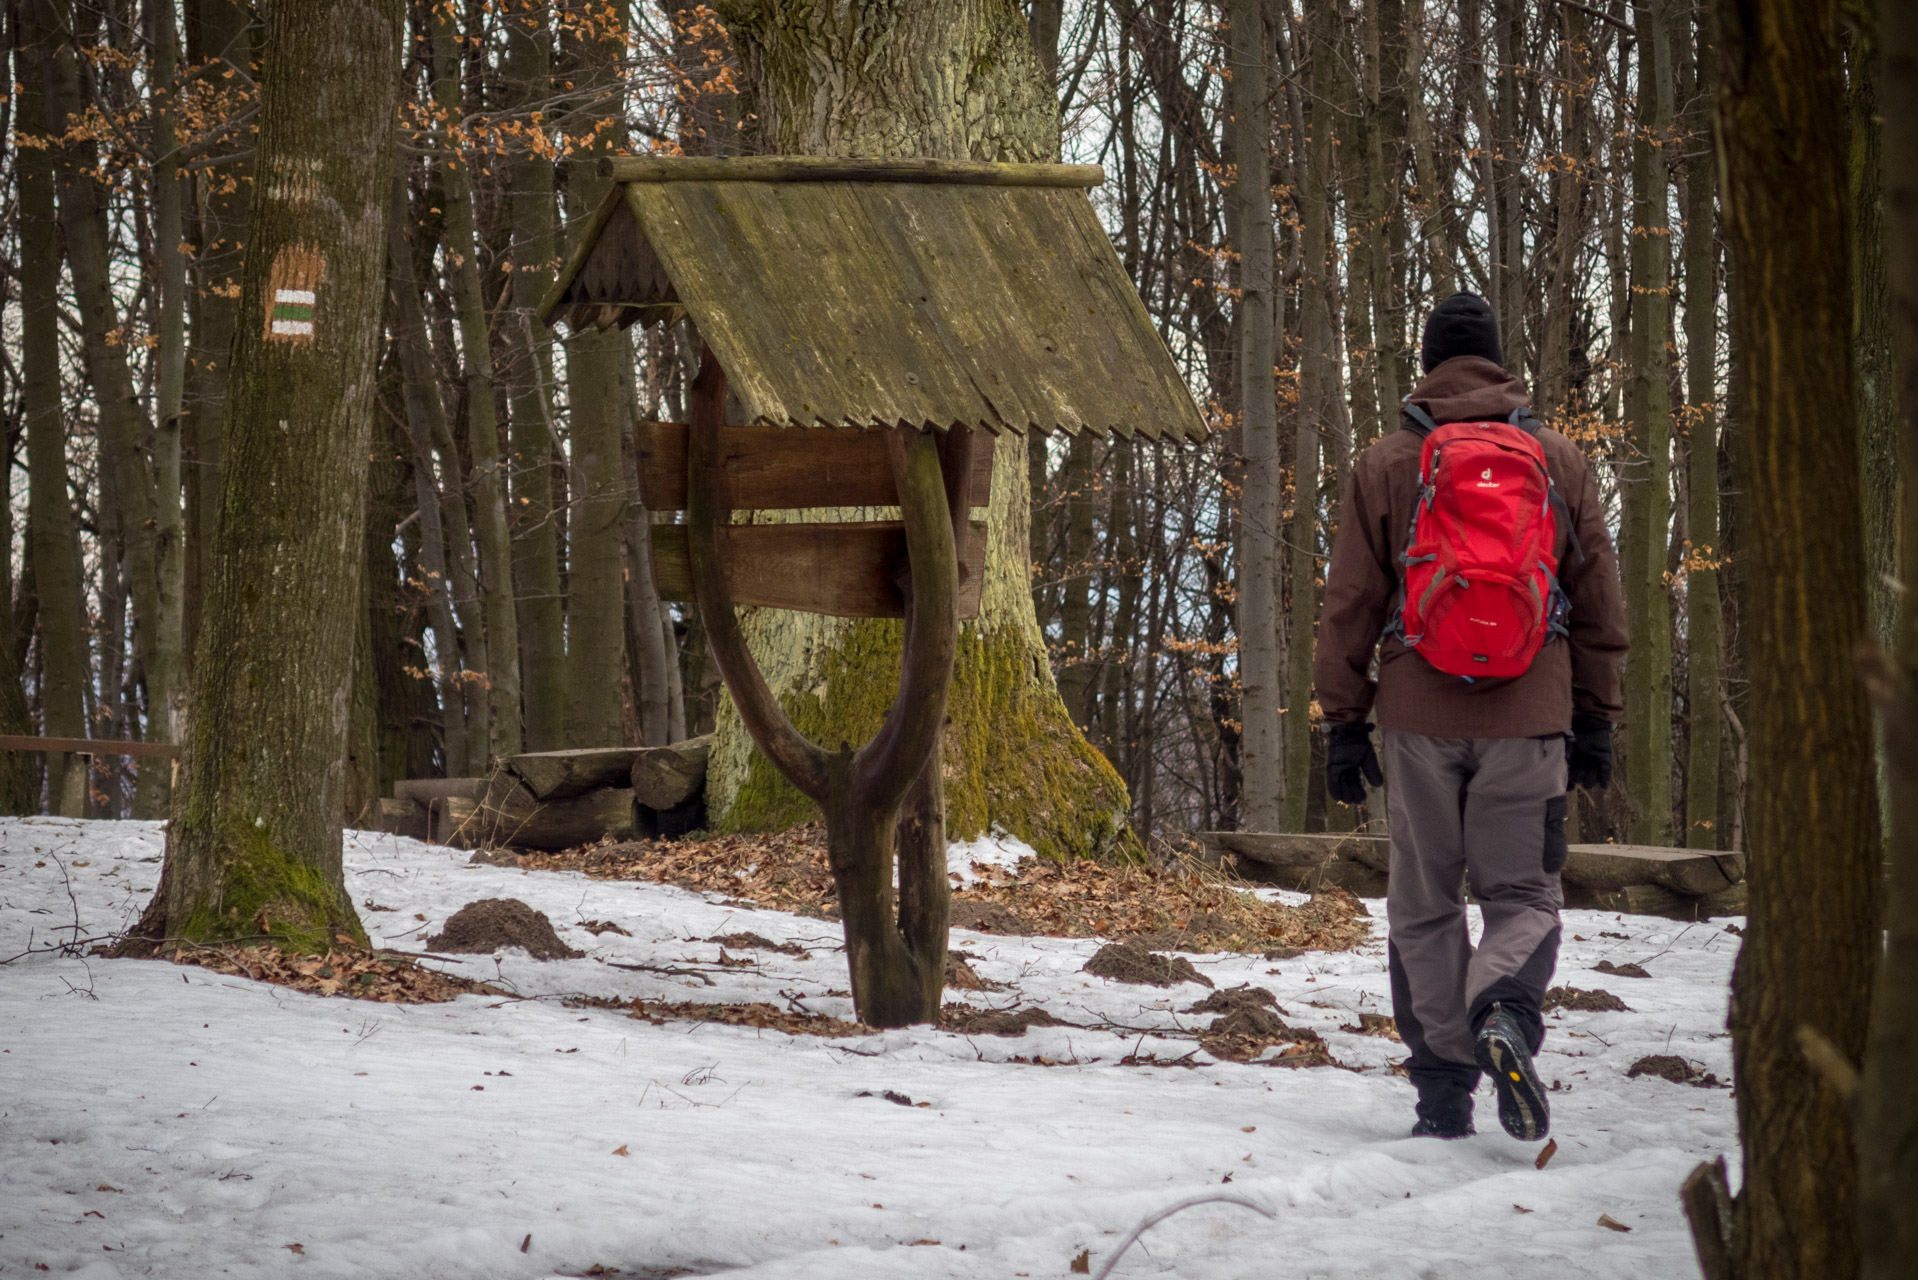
[175, 815, 362, 952]
[719, 620, 1134, 861]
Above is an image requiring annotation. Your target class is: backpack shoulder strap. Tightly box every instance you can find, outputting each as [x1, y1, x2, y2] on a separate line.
[1508, 406, 1542, 435]
[1402, 401, 1441, 438]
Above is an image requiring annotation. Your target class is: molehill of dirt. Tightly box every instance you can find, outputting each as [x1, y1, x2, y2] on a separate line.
[1083, 940, 1213, 988]
[1198, 1005, 1334, 1066]
[941, 1004, 1072, 1036]
[1626, 1053, 1725, 1087]
[1544, 985, 1631, 1012]
[1185, 984, 1283, 1016]
[427, 898, 581, 960]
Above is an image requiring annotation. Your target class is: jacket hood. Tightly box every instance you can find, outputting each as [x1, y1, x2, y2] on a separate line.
[1402, 356, 1530, 427]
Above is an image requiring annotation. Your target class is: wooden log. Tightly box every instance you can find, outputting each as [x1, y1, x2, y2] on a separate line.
[432, 796, 481, 848]
[630, 735, 710, 810]
[0, 734, 177, 759]
[372, 797, 426, 841]
[637, 421, 993, 512]
[1561, 843, 1745, 897]
[505, 747, 646, 801]
[596, 155, 1105, 187]
[481, 781, 638, 850]
[394, 777, 488, 805]
[650, 519, 987, 619]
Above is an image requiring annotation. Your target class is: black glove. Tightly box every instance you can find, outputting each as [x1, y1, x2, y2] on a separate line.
[1567, 714, 1614, 791]
[1325, 722, 1384, 805]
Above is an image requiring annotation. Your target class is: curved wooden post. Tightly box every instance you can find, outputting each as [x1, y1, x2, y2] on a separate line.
[683, 345, 963, 1027]
[684, 349, 829, 801]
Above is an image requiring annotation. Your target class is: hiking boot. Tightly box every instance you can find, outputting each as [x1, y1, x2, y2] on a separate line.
[1475, 1002, 1550, 1141]
[1410, 1115, 1475, 1140]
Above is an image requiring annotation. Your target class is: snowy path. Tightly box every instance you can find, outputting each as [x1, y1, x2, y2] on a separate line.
[1, 818, 1739, 1279]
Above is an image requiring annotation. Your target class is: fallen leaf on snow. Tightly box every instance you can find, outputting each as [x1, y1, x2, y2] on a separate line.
[1535, 1138, 1559, 1170]
[1514, 1204, 1534, 1213]
[611, 1144, 629, 1156]
[1597, 1213, 1632, 1232]
[1070, 1249, 1091, 1274]
[285, 1243, 305, 1254]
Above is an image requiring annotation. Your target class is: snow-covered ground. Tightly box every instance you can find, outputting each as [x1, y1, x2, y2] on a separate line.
[1, 817, 1740, 1279]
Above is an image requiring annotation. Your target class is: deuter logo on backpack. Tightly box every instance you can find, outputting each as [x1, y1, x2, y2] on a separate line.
[1386, 405, 1574, 679]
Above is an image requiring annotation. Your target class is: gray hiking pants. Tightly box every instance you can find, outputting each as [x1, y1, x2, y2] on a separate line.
[1381, 730, 1567, 1117]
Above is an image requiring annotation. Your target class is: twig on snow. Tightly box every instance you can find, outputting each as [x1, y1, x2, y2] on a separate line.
[1090, 1192, 1278, 1280]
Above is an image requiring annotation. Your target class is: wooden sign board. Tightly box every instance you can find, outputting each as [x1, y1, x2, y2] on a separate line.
[651, 520, 988, 619]
[638, 421, 994, 512]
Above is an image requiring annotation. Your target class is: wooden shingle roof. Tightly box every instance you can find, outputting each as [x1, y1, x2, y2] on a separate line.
[537, 156, 1207, 442]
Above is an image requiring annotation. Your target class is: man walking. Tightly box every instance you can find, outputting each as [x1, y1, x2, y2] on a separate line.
[1313, 293, 1627, 1141]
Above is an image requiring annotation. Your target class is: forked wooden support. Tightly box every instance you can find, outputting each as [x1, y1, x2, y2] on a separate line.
[683, 347, 970, 1028]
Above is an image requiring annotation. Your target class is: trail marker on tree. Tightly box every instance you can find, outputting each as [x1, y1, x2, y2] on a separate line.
[539, 156, 1206, 1027]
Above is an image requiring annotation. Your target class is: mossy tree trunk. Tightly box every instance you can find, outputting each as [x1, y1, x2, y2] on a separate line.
[132, 0, 404, 952]
[1715, 0, 1883, 1273]
[705, 0, 1133, 861]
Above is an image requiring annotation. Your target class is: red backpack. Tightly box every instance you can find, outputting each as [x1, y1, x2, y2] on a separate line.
[1386, 404, 1575, 680]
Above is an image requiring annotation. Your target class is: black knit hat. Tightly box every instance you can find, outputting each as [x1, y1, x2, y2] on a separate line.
[1420, 292, 1502, 373]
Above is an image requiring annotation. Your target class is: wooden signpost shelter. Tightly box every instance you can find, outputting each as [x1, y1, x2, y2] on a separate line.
[539, 156, 1207, 1027]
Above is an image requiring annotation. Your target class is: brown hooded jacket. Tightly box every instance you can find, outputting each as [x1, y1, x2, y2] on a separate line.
[1313, 356, 1628, 738]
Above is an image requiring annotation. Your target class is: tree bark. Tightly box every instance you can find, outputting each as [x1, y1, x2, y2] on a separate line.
[1681, 13, 1722, 851]
[1623, 0, 1675, 846]
[1852, 23, 1897, 658]
[1232, 0, 1281, 832]
[1859, 3, 1918, 1271]
[505, 0, 568, 753]
[705, 0, 1134, 861]
[135, 0, 404, 950]
[1284, 0, 1336, 833]
[14, 1, 88, 815]
[40, 0, 184, 819]
[432, 2, 521, 761]
[559, 0, 631, 750]
[1716, 0, 1882, 1274]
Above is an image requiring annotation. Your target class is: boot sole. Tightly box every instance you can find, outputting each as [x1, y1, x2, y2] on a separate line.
[1476, 1027, 1550, 1141]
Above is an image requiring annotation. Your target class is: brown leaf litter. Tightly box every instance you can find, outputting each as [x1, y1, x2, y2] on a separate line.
[163, 943, 503, 1003]
[508, 824, 1370, 955]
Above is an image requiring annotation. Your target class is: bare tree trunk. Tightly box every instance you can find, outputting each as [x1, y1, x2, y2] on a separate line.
[135, 0, 403, 950]
[1623, 0, 1674, 846]
[1233, 0, 1281, 832]
[505, 0, 567, 752]
[387, 170, 470, 776]
[1682, 13, 1722, 851]
[1284, 0, 1336, 833]
[1859, 4, 1918, 1271]
[560, 0, 631, 749]
[14, 1, 87, 814]
[1057, 432, 1096, 726]
[1716, 0, 1882, 1273]
[431, 3, 520, 761]
[1405, 0, 1456, 296]
[39, 0, 184, 818]
[180, 0, 254, 664]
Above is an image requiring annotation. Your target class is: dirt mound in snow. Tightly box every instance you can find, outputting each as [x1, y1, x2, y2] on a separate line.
[948, 901, 1038, 935]
[1083, 941, 1213, 988]
[942, 1004, 1072, 1036]
[1544, 985, 1631, 1012]
[1626, 1053, 1724, 1087]
[1185, 984, 1281, 1016]
[1199, 1006, 1332, 1065]
[704, 931, 806, 956]
[427, 898, 581, 960]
